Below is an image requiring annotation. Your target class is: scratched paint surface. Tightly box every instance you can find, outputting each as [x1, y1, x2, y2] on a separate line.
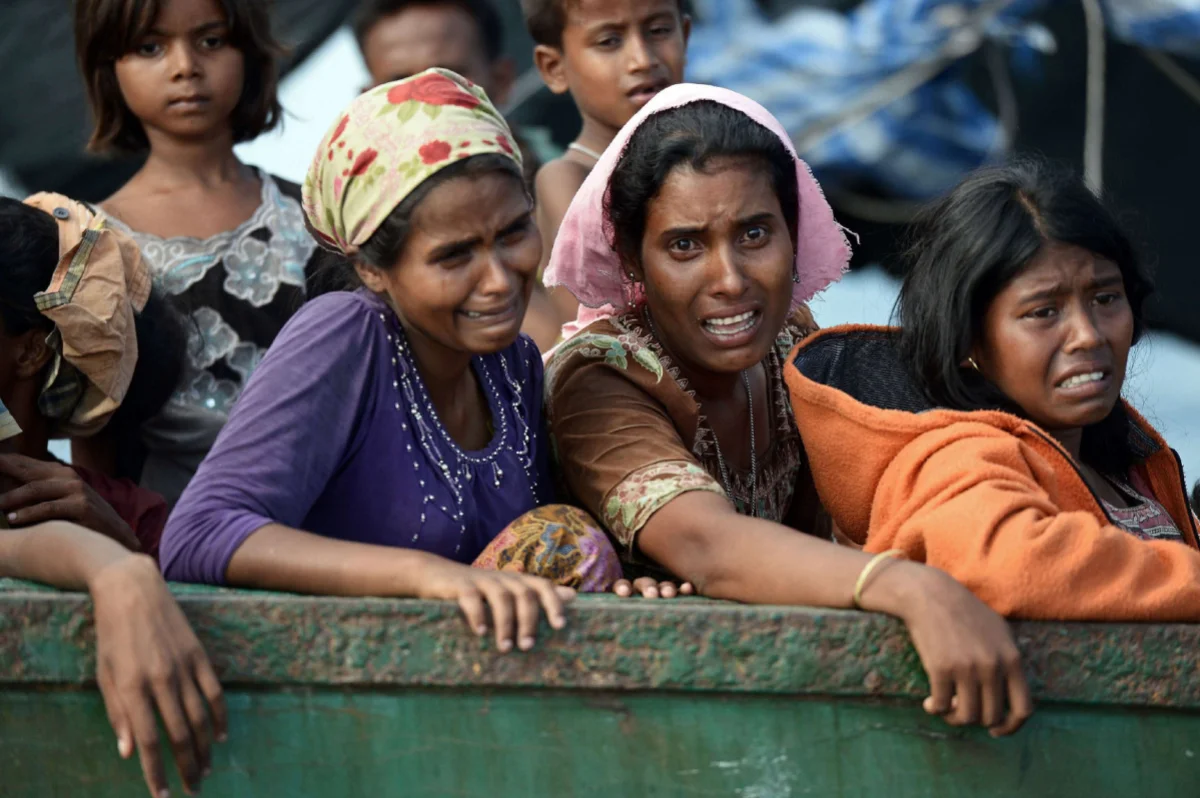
[3, 581, 1200, 796]
[3, 581, 1200, 707]
[2, 690, 1199, 797]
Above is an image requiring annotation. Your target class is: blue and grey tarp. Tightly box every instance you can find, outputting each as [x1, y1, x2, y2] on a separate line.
[1105, 0, 1200, 55]
[686, 0, 1199, 200]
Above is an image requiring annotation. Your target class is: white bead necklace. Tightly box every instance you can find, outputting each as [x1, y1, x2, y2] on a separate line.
[381, 312, 540, 553]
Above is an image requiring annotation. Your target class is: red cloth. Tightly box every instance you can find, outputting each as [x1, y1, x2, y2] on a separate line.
[71, 466, 167, 562]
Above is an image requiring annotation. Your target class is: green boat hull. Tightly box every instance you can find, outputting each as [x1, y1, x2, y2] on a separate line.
[3, 581, 1199, 796]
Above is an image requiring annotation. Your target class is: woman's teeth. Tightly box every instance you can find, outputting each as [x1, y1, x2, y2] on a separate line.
[702, 311, 758, 336]
[1059, 371, 1105, 389]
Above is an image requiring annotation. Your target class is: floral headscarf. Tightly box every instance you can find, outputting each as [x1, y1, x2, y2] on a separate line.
[22, 193, 152, 437]
[543, 83, 852, 340]
[302, 68, 522, 257]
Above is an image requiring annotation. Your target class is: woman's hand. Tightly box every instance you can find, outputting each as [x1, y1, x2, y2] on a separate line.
[418, 560, 575, 652]
[89, 555, 226, 798]
[612, 577, 695, 599]
[0, 454, 139, 551]
[866, 561, 1032, 737]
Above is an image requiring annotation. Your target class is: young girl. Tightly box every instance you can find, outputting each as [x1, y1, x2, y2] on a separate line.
[73, 0, 342, 505]
[786, 159, 1200, 620]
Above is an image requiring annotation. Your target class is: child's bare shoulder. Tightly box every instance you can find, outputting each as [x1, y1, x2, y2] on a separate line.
[535, 156, 593, 220]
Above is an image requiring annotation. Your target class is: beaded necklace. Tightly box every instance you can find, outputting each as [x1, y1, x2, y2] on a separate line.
[379, 311, 540, 554]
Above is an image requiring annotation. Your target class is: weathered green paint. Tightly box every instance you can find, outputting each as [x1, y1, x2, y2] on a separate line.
[4, 690, 1200, 797]
[3, 580, 1199, 706]
[3, 580, 1200, 796]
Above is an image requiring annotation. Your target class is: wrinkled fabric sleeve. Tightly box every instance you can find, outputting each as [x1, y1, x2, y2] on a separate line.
[873, 426, 1200, 621]
[160, 292, 379, 584]
[547, 356, 723, 551]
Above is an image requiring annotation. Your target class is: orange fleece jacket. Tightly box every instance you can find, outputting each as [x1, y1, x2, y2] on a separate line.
[785, 325, 1200, 622]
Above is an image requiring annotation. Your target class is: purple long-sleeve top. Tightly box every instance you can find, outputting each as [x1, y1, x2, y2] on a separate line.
[160, 289, 554, 584]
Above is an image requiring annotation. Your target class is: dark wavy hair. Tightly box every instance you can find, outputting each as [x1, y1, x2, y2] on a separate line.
[75, 0, 284, 154]
[896, 157, 1154, 471]
[606, 100, 798, 271]
[0, 199, 187, 473]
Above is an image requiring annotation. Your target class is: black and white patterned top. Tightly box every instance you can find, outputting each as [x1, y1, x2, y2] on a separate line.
[110, 170, 343, 506]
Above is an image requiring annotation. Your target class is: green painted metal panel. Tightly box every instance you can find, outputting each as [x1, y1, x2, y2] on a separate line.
[4, 690, 1200, 797]
[3, 580, 1200, 796]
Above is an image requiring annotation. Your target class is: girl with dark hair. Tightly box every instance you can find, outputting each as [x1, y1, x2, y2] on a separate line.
[161, 70, 649, 655]
[73, 0, 345, 506]
[0, 195, 223, 798]
[786, 159, 1200, 621]
[543, 84, 1033, 735]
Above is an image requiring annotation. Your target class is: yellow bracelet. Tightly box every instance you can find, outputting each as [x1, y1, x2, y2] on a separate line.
[853, 549, 905, 610]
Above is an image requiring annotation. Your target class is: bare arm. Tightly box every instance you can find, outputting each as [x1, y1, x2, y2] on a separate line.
[225, 523, 444, 596]
[0, 518, 131, 588]
[226, 524, 572, 652]
[640, 492, 911, 610]
[534, 160, 589, 327]
[521, 283, 565, 353]
[639, 492, 1032, 736]
[0, 521, 225, 798]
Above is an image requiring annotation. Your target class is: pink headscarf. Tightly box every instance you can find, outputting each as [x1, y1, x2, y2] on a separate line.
[543, 83, 852, 341]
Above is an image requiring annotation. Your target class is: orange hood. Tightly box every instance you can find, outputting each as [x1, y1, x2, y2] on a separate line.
[784, 325, 1200, 621]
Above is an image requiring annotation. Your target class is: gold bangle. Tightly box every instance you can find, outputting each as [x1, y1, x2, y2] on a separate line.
[853, 549, 905, 610]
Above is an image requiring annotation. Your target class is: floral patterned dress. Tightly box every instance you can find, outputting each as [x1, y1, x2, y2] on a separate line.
[544, 304, 825, 577]
[109, 171, 342, 506]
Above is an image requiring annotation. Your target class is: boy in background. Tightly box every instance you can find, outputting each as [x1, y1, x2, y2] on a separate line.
[354, 0, 563, 348]
[523, 0, 689, 326]
[353, 0, 538, 179]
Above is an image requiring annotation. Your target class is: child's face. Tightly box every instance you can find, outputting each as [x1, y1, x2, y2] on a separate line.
[546, 0, 688, 133]
[113, 0, 245, 144]
[361, 5, 513, 106]
[973, 243, 1133, 435]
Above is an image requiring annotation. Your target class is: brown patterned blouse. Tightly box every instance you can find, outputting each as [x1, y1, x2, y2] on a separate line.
[545, 304, 824, 568]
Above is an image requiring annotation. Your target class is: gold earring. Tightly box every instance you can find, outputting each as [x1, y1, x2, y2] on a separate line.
[966, 357, 981, 372]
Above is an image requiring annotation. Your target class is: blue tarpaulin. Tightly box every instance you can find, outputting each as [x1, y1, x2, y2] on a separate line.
[686, 0, 1199, 198]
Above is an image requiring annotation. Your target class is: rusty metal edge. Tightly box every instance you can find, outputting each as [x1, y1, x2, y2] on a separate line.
[2, 588, 1199, 710]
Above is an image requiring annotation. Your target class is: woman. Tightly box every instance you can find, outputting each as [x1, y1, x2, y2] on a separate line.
[161, 69, 627, 654]
[543, 84, 1033, 735]
[0, 194, 186, 556]
[785, 159, 1200, 620]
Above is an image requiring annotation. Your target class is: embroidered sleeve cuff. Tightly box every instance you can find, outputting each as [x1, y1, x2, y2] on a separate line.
[602, 460, 724, 549]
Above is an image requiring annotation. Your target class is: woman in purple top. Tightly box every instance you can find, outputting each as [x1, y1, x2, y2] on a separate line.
[161, 70, 625, 653]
